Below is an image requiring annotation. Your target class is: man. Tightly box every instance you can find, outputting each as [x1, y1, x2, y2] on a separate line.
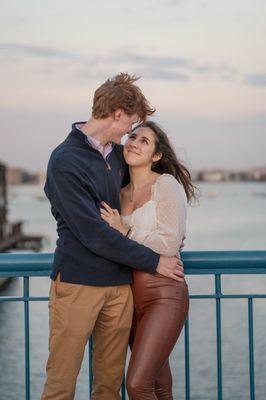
[41, 73, 184, 400]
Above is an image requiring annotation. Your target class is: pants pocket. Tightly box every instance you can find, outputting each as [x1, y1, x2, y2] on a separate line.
[55, 273, 77, 299]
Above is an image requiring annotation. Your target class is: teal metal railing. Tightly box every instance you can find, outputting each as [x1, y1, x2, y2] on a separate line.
[0, 251, 266, 400]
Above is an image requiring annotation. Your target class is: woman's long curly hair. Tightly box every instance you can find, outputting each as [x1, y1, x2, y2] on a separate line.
[132, 121, 197, 204]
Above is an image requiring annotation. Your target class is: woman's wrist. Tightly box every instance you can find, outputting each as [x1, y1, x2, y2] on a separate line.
[120, 225, 131, 236]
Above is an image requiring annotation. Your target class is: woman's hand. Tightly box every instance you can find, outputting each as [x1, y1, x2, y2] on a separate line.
[100, 202, 129, 236]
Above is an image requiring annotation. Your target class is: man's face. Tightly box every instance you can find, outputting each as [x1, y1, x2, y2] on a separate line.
[111, 111, 139, 144]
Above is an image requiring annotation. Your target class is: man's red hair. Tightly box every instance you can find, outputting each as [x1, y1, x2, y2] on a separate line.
[92, 73, 155, 123]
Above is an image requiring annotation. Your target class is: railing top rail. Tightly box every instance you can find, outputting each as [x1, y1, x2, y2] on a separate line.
[0, 253, 53, 277]
[0, 251, 266, 277]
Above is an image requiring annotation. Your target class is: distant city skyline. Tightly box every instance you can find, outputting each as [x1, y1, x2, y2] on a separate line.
[1, 0, 266, 171]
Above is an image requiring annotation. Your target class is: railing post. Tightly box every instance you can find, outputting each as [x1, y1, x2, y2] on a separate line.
[248, 298, 255, 400]
[184, 316, 190, 400]
[89, 337, 93, 398]
[121, 374, 126, 400]
[23, 276, 30, 400]
[215, 274, 223, 400]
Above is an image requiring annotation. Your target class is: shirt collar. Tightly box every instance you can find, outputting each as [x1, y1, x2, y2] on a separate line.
[74, 122, 114, 157]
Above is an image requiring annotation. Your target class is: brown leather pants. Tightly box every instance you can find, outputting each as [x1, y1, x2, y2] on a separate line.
[126, 270, 189, 400]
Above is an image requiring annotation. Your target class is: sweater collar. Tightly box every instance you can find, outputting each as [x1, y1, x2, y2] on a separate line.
[70, 122, 114, 153]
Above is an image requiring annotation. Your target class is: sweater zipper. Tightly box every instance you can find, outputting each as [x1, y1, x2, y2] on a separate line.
[105, 154, 112, 170]
[85, 139, 112, 170]
[98, 152, 111, 170]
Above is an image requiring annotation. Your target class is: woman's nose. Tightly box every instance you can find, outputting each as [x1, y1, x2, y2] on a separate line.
[129, 141, 138, 149]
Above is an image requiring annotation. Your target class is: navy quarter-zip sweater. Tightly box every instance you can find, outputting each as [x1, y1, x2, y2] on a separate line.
[44, 123, 160, 286]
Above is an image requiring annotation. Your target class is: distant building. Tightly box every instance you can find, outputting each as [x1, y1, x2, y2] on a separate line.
[195, 170, 226, 182]
[193, 168, 266, 183]
[203, 170, 225, 182]
[7, 167, 38, 185]
[251, 167, 266, 181]
[5, 165, 266, 186]
[7, 167, 23, 185]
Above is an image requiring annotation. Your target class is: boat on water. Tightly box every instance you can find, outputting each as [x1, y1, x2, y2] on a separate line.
[251, 191, 266, 198]
[206, 190, 219, 199]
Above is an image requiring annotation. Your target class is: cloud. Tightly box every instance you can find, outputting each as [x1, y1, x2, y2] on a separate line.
[158, 0, 187, 6]
[0, 41, 239, 83]
[193, 63, 237, 75]
[0, 42, 78, 61]
[245, 74, 266, 87]
[123, 53, 190, 68]
[111, 52, 236, 80]
[126, 53, 238, 81]
[142, 68, 189, 81]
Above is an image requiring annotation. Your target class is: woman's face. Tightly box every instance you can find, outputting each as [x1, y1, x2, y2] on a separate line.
[123, 127, 161, 167]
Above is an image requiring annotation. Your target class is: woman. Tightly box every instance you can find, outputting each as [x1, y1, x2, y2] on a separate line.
[100, 121, 196, 400]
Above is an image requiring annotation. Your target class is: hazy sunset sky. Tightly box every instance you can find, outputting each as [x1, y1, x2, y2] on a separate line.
[1, 0, 265, 172]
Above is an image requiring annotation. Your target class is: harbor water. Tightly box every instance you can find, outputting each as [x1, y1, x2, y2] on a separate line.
[0, 182, 266, 399]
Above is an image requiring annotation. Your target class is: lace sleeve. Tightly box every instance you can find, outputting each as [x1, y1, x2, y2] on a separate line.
[129, 174, 187, 256]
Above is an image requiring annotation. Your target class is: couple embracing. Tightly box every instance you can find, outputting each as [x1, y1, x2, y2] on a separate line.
[41, 73, 196, 400]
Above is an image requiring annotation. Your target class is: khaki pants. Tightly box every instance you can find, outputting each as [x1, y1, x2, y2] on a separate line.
[41, 274, 133, 400]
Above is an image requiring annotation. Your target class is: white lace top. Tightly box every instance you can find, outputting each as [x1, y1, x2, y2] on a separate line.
[121, 174, 187, 257]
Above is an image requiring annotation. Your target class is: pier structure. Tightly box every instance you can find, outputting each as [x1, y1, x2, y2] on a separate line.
[0, 162, 43, 255]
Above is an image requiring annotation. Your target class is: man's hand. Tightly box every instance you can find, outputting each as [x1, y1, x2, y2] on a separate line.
[179, 235, 186, 252]
[156, 255, 185, 282]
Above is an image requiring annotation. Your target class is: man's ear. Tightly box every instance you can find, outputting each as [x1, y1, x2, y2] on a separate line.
[113, 109, 124, 121]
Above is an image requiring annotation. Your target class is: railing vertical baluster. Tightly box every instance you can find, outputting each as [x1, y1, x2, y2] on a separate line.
[89, 337, 93, 398]
[184, 316, 190, 400]
[215, 274, 222, 400]
[121, 374, 126, 400]
[248, 298, 255, 400]
[24, 276, 30, 400]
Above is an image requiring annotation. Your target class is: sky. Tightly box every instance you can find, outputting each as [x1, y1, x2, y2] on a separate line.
[0, 0, 266, 172]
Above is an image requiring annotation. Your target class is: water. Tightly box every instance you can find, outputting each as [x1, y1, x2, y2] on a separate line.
[0, 182, 266, 399]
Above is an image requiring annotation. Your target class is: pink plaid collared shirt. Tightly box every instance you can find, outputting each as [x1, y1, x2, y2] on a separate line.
[76, 123, 113, 159]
